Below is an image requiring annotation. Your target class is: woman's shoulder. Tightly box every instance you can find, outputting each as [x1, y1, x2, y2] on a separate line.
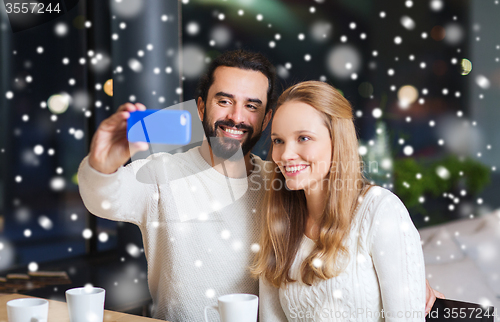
[357, 186, 408, 223]
[354, 187, 416, 248]
[363, 185, 405, 207]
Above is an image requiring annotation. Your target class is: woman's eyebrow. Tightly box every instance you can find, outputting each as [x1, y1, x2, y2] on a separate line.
[271, 130, 315, 137]
[294, 130, 315, 135]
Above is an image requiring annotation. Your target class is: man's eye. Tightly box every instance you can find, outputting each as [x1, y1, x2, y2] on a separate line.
[247, 105, 257, 110]
[219, 100, 230, 105]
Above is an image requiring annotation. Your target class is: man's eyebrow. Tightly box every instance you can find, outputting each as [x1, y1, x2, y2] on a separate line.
[247, 98, 263, 105]
[214, 92, 263, 106]
[215, 92, 234, 99]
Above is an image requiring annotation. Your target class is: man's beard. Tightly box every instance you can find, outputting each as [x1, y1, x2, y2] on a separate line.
[202, 116, 263, 160]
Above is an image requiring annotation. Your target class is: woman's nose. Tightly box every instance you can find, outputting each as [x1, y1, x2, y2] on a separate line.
[280, 143, 298, 161]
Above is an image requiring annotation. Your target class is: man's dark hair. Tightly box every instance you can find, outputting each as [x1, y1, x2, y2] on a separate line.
[196, 49, 277, 113]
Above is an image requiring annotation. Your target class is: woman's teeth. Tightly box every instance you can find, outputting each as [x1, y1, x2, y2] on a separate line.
[285, 165, 307, 173]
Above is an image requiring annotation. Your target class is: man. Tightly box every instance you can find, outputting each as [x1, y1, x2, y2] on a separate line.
[78, 50, 441, 321]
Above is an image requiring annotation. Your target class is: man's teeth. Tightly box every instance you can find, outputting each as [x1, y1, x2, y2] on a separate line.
[223, 127, 244, 135]
[285, 165, 307, 173]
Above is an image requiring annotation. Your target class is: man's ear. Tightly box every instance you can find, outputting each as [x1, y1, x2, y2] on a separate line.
[262, 109, 273, 130]
[196, 97, 205, 122]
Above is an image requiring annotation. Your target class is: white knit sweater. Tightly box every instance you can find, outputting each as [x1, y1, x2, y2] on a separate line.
[259, 187, 426, 322]
[77, 147, 271, 321]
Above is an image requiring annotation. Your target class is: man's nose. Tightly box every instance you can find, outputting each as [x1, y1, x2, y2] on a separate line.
[226, 104, 245, 125]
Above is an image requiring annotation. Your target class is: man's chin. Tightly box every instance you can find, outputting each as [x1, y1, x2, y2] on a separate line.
[208, 138, 244, 160]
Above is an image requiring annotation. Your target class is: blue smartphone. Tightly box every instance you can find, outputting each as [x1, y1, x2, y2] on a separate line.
[127, 109, 191, 145]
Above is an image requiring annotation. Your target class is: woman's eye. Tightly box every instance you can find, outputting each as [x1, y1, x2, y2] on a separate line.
[299, 136, 310, 142]
[272, 138, 283, 145]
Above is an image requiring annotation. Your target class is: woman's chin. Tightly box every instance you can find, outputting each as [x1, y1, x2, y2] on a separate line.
[285, 181, 304, 191]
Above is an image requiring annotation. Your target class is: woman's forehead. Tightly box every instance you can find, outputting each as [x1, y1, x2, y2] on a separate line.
[273, 101, 325, 129]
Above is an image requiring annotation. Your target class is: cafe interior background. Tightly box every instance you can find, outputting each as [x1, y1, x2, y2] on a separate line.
[0, 0, 499, 317]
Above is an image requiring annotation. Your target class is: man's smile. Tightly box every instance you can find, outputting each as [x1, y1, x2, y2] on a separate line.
[217, 124, 248, 140]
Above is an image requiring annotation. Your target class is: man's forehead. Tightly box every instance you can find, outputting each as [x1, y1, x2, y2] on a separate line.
[209, 66, 268, 99]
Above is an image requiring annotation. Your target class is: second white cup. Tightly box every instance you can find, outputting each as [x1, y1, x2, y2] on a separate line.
[204, 293, 258, 322]
[7, 298, 48, 322]
[65, 286, 105, 322]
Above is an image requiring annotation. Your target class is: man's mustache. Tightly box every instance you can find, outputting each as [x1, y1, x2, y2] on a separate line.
[214, 120, 253, 133]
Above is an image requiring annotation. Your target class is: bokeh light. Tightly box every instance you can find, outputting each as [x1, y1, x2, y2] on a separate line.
[436, 166, 450, 179]
[403, 146, 414, 156]
[111, 0, 144, 18]
[326, 45, 362, 79]
[398, 85, 419, 108]
[82, 229, 93, 239]
[444, 23, 464, 45]
[186, 21, 200, 36]
[47, 93, 71, 114]
[461, 59, 472, 75]
[128, 58, 143, 72]
[181, 44, 206, 80]
[437, 117, 482, 155]
[209, 25, 232, 47]
[400, 16, 415, 30]
[104, 79, 113, 96]
[276, 65, 289, 79]
[33, 145, 44, 155]
[0, 239, 14, 270]
[431, 26, 445, 41]
[372, 108, 382, 118]
[72, 91, 90, 110]
[54, 22, 69, 37]
[50, 177, 66, 191]
[98, 232, 109, 243]
[430, 0, 444, 12]
[28, 262, 38, 272]
[38, 215, 53, 230]
[475, 75, 490, 89]
[310, 20, 333, 42]
[126, 243, 141, 258]
[22, 149, 39, 166]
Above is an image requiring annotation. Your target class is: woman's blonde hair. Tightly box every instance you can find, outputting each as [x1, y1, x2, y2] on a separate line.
[251, 81, 370, 287]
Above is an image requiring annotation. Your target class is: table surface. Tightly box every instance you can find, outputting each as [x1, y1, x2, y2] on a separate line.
[0, 293, 165, 322]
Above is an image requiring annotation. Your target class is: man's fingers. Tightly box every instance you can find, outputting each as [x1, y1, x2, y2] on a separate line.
[434, 290, 445, 299]
[118, 102, 141, 113]
[135, 103, 147, 111]
[425, 292, 436, 315]
[103, 111, 129, 127]
[425, 278, 436, 315]
[129, 142, 149, 155]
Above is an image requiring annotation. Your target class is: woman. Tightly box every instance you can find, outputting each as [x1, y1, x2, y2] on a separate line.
[253, 81, 426, 321]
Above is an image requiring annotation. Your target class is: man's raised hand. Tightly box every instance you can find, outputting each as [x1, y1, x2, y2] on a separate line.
[88, 103, 149, 174]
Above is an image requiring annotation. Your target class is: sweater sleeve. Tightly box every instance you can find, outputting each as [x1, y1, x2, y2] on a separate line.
[369, 192, 426, 321]
[259, 277, 288, 322]
[77, 155, 157, 226]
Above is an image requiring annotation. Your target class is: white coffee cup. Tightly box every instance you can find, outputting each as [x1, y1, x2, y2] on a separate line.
[65, 286, 105, 322]
[7, 298, 48, 322]
[204, 293, 258, 322]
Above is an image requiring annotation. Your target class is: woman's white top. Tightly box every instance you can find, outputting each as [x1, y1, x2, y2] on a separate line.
[259, 187, 425, 321]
